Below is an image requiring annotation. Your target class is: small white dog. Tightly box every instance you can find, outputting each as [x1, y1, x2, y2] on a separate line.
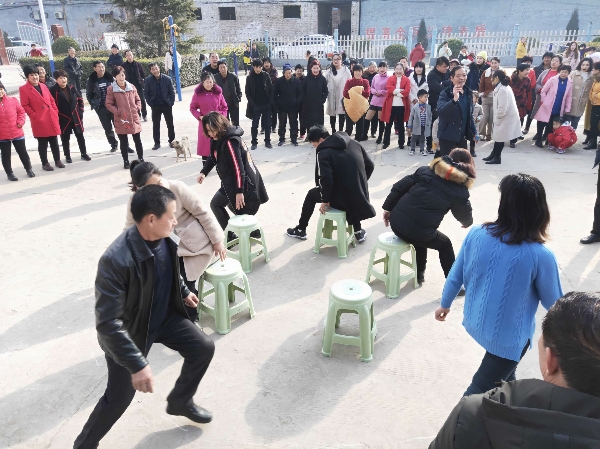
[172, 136, 192, 162]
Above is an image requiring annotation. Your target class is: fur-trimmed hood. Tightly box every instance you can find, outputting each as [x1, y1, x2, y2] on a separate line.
[194, 83, 223, 96]
[429, 156, 475, 189]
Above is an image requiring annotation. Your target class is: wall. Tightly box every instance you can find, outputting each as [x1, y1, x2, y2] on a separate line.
[359, 0, 599, 38]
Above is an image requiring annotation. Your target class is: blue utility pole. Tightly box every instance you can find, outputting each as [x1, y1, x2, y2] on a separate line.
[169, 15, 182, 102]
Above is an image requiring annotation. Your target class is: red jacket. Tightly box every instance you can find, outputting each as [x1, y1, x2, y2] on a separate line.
[547, 124, 577, 150]
[30, 48, 44, 57]
[0, 96, 26, 140]
[343, 77, 370, 99]
[527, 69, 537, 110]
[19, 82, 61, 138]
[409, 44, 426, 66]
[381, 74, 411, 123]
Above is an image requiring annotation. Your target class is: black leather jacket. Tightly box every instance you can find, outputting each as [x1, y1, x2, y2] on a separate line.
[95, 226, 192, 374]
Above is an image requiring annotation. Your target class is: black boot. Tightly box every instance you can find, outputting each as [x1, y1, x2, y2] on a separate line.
[470, 142, 477, 157]
[7, 172, 18, 181]
[63, 142, 72, 163]
[482, 151, 495, 161]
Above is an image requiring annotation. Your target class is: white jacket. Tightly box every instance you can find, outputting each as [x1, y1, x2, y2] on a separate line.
[492, 83, 522, 143]
[324, 66, 351, 116]
[409, 74, 429, 103]
[164, 51, 182, 71]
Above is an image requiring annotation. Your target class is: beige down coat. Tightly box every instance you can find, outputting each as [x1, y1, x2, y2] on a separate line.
[124, 179, 224, 280]
[492, 83, 522, 143]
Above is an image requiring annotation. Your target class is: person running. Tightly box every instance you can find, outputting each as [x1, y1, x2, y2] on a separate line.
[381, 62, 411, 149]
[122, 50, 148, 121]
[534, 65, 573, 148]
[144, 62, 176, 150]
[435, 173, 563, 397]
[301, 60, 328, 137]
[325, 53, 351, 134]
[86, 61, 121, 152]
[245, 59, 274, 150]
[274, 63, 302, 146]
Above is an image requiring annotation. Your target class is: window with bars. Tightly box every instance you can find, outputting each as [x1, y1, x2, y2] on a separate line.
[219, 7, 236, 20]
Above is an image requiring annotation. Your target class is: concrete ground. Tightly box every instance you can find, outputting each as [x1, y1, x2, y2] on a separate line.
[1, 73, 599, 449]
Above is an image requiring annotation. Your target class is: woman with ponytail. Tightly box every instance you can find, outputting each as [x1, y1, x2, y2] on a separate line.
[483, 71, 522, 164]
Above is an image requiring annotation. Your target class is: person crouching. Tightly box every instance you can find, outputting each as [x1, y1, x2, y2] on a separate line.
[547, 117, 577, 154]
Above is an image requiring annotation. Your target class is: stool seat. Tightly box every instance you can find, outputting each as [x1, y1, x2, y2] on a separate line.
[224, 214, 269, 273]
[365, 232, 417, 299]
[313, 208, 356, 259]
[227, 214, 259, 231]
[198, 258, 256, 335]
[322, 279, 376, 362]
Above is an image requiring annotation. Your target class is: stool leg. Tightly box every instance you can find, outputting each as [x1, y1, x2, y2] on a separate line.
[241, 272, 256, 318]
[358, 304, 373, 362]
[411, 245, 419, 288]
[228, 282, 236, 303]
[215, 281, 231, 334]
[336, 217, 348, 259]
[386, 251, 401, 299]
[197, 276, 205, 319]
[365, 245, 378, 283]
[313, 214, 326, 254]
[239, 230, 252, 273]
[322, 301, 338, 357]
[335, 308, 343, 327]
[323, 218, 333, 239]
[347, 224, 356, 248]
[383, 253, 389, 275]
[258, 225, 270, 263]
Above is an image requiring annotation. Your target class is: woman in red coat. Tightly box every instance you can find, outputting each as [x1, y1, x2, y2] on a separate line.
[0, 82, 34, 181]
[19, 65, 63, 171]
[381, 62, 411, 149]
[409, 43, 426, 67]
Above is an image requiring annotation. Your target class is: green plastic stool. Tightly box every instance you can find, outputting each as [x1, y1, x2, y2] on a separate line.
[224, 214, 269, 274]
[365, 232, 418, 298]
[322, 279, 376, 362]
[198, 258, 256, 335]
[313, 208, 356, 259]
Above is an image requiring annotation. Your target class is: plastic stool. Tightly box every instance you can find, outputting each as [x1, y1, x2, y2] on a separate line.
[365, 232, 418, 298]
[322, 279, 376, 362]
[313, 208, 356, 259]
[224, 214, 269, 273]
[198, 258, 256, 335]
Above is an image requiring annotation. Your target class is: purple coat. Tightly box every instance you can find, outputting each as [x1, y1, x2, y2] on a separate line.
[370, 73, 389, 108]
[534, 76, 573, 123]
[190, 83, 228, 156]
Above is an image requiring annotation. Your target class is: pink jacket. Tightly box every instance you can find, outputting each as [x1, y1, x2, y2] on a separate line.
[0, 96, 26, 141]
[105, 81, 143, 135]
[534, 76, 572, 123]
[190, 83, 228, 156]
[369, 73, 389, 108]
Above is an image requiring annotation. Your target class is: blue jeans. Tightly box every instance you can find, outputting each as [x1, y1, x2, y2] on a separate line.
[463, 341, 529, 396]
[251, 103, 271, 145]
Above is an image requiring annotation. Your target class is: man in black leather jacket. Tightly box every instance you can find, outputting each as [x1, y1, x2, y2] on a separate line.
[74, 185, 215, 449]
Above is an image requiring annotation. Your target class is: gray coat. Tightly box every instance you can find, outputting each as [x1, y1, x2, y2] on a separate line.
[407, 102, 432, 136]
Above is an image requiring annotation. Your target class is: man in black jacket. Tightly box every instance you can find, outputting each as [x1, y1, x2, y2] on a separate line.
[287, 126, 375, 242]
[430, 291, 600, 448]
[86, 61, 120, 152]
[123, 50, 147, 121]
[215, 60, 242, 126]
[74, 185, 215, 449]
[202, 52, 220, 75]
[63, 47, 83, 93]
[245, 59, 274, 150]
[144, 62, 176, 149]
[426, 57, 450, 150]
[106, 44, 124, 69]
[274, 63, 302, 146]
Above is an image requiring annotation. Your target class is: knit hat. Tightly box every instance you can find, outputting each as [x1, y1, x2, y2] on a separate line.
[477, 51, 488, 61]
[282, 63, 292, 73]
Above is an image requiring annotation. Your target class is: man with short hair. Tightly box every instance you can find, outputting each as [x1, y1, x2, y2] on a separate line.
[74, 184, 215, 449]
[202, 52, 220, 75]
[29, 43, 43, 57]
[436, 66, 478, 156]
[262, 57, 279, 133]
[106, 44, 123, 69]
[286, 125, 375, 242]
[274, 63, 302, 146]
[86, 61, 121, 152]
[294, 64, 307, 138]
[534, 51, 554, 78]
[426, 56, 451, 151]
[63, 47, 83, 93]
[245, 59, 273, 150]
[214, 60, 242, 126]
[123, 50, 148, 121]
[144, 62, 176, 150]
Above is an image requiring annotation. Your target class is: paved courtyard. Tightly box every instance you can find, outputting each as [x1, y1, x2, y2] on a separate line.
[1, 70, 599, 448]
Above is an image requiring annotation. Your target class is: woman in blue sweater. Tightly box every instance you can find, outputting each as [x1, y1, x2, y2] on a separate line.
[436, 173, 563, 396]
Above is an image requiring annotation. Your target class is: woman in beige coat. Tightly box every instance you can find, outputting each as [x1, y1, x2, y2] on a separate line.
[124, 161, 225, 304]
[566, 57, 594, 130]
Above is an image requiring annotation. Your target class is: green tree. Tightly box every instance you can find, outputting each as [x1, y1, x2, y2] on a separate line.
[417, 19, 428, 51]
[109, 0, 202, 58]
[51, 36, 80, 55]
[566, 8, 579, 40]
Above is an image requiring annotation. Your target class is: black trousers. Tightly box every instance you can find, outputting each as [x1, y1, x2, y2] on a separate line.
[178, 256, 201, 321]
[251, 104, 271, 145]
[118, 133, 143, 162]
[151, 105, 175, 145]
[278, 110, 299, 142]
[298, 187, 361, 231]
[60, 126, 87, 158]
[132, 83, 147, 118]
[69, 76, 82, 95]
[36, 136, 61, 165]
[392, 227, 455, 278]
[210, 189, 232, 230]
[438, 137, 468, 157]
[383, 106, 405, 146]
[345, 114, 366, 141]
[589, 105, 600, 143]
[73, 313, 215, 449]
[95, 106, 119, 147]
[489, 141, 505, 161]
[536, 113, 559, 141]
[363, 114, 379, 139]
[227, 104, 240, 127]
[261, 105, 277, 131]
[0, 139, 31, 174]
[330, 114, 346, 133]
[298, 103, 306, 136]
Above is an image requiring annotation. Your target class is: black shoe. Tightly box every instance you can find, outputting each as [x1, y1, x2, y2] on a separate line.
[166, 402, 212, 424]
[110, 144, 118, 152]
[7, 172, 17, 181]
[427, 149, 435, 154]
[260, 129, 265, 134]
[485, 158, 501, 165]
[250, 229, 261, 239]
[278, 141, 284, 146]
[26, 169, 35, 178]
[286, 226, 307, 240]
[265, 143, 273, 149]
[482, 152, 494, 161]
[509, 142, 516, 148]
[583, 143, 598, 150]
[534, 140, 544, 148]
[518, 136, 525, 140]
[128, 147, 135, 154]
[370, 134, 376, 138]
[124, 160, 130, 169]
[470, 151, 477, 157]
[457, 288, 466, 297]
[583, 137, 591, 145]
[417, 272, 425, 285]
[152, 143, 160, 150]
[138, 158, 144, 163]
[399, 144, 405, 149]
[354, 229, 367, 243]
[227, 231, 238, 248]
[580, 234, 600, 244]
[532, 133, 539, 140]
[523, 128, 529, 135]
[143, 116, 148, 122]
[292, 141, 298, 146]
[382, 144, 389, 149]
[250, 144, 257, 150]
[376, 137, 382, 145]
[81, 154, 92, 161]
[65, 157, 73, 163]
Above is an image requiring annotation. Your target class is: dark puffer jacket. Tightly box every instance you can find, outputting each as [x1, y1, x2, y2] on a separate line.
[429, 379, 600, 448]
[86, 71, 115, 110]
[274, 76, 302, 112]
[383, 157, 473, 241]
[301, 72, 328, 129]
[201, 126, 269, 215]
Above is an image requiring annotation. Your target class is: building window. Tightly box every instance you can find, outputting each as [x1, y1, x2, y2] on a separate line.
[99, 13, 112, 23]
[283, 5, 301, 19]
[194, 8, 202, 20]
[219, 7, 236, 20]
